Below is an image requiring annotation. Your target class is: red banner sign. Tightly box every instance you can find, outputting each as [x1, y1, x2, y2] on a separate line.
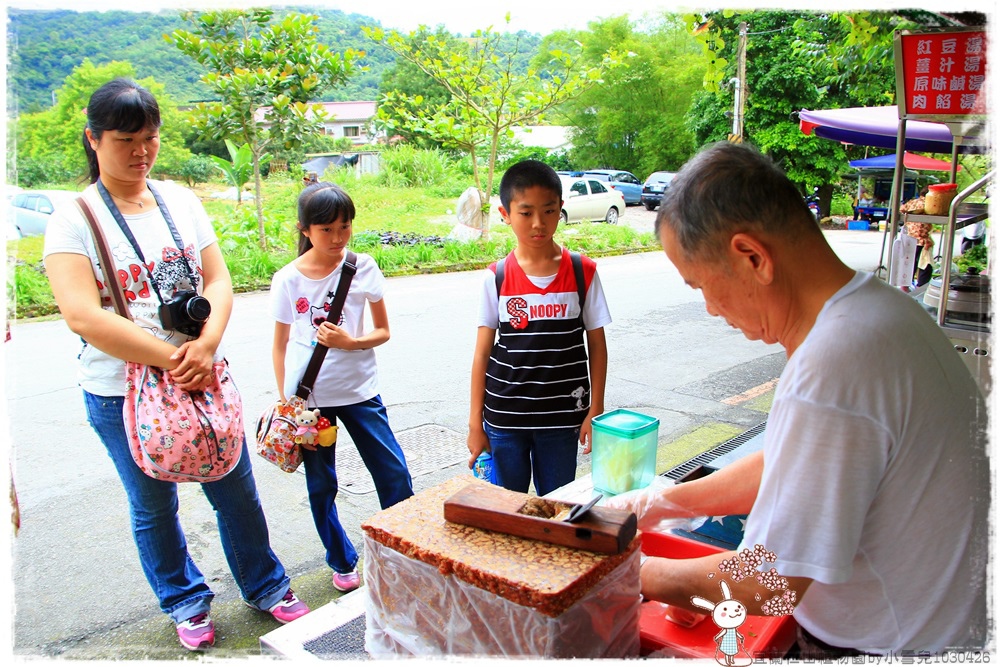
[898, 30, 987, 117]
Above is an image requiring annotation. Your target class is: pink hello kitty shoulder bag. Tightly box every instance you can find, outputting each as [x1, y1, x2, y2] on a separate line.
[77, 193, 243, 483]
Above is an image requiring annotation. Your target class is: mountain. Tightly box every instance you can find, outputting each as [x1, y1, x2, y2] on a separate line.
[6, 6, 542, 115]
[5, 6, 404, 113]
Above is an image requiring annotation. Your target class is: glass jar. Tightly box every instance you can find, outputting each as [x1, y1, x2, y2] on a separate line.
[924, 183, 958, 215]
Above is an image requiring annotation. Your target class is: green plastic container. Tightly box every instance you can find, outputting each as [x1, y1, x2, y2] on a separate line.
[591, 409, 659, 496]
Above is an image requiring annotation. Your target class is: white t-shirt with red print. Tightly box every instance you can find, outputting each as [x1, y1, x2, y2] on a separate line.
[269, 253, 385, 407]
[43, 180, 220, 397]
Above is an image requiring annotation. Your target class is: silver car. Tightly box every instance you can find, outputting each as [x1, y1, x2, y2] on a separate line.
[559, 176, 625, 225]
[7, 189, 79, 238]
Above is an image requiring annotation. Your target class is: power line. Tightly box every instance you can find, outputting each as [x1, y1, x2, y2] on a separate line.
[747, 26, 792, 36]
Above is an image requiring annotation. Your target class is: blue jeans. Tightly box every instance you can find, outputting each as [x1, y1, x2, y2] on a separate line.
[83, 392, 291, 624]
[484, 423, 580, 496]
[303, 395, 413, 574]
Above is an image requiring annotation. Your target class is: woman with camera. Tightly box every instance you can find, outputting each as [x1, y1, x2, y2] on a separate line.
[43, 78, 309, 651]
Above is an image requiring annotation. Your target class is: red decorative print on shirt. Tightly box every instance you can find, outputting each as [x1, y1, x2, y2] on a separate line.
[507, 297, 529, 330]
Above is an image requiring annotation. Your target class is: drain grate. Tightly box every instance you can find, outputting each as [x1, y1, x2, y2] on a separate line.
[664, 421, 767, 481]
[302, 613, 369, 659]
[338, 423, 467, 495]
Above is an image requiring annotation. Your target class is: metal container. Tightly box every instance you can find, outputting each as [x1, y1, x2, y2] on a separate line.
[923, 270, 991, 324]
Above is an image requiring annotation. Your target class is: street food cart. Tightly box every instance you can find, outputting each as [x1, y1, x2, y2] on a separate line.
[799, 25, 991, 391]
[887, 26, 992, 391]
[361, 476, 642, 657]
[545, 421, 798, 659]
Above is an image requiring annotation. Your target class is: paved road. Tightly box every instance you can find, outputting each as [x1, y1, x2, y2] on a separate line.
[6, 224, 887, 658]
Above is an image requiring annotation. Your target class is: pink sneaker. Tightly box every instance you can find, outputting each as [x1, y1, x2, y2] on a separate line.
[176, 613, 215, 651]
[266, 589, 310, 624]
[332, 571, 361, 592]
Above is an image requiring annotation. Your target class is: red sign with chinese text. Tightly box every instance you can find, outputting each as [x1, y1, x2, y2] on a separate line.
[898, 30, 987, 117]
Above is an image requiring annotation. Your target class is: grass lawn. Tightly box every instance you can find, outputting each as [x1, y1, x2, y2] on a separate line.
[7, 177, 659, 320]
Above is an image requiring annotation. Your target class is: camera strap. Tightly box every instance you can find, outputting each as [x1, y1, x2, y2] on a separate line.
[95, 179, 196, 307]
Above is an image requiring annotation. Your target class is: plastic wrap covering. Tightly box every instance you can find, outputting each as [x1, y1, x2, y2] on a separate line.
[363, 534, 641, 658]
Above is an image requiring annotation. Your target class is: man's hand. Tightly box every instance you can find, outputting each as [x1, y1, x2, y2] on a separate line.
[604, 477, 688, 531]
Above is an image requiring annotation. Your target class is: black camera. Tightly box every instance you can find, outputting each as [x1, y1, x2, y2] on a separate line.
[159, 291, 211, 337]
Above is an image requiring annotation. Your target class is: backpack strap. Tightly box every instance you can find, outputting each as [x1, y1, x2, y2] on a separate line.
[570, 251, 586, 311]
[494, 256, 506, 301]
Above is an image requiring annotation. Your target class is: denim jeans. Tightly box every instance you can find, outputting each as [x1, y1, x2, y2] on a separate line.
[303, 395, 413, 574]
[83, 392, 291, 624]
[484, 423, 580, 496]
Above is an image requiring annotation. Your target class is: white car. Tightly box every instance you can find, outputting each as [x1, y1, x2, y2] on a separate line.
[559, 176, 625, 224]
[7, 189, 79, 238]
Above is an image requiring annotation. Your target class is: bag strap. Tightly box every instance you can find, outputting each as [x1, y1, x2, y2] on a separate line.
[77, 195, 132, 321]
[294, 251, 358, 400]
[495, 251, 586, 311]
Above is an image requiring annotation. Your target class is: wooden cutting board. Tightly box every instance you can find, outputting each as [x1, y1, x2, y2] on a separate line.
[443, 482, 637, 554]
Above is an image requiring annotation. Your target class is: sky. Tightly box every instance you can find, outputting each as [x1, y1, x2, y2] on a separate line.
[2, 0, 995, 36]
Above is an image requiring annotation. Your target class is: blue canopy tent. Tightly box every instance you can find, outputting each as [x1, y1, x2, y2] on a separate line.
[848, 152, 958, 171]
[846, 152, 959, 218]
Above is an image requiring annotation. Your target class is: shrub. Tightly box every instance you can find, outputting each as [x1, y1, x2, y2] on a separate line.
[177, 155, 217, 186]
[211, 205, 295, 289]
[13, 155, 80, 188]
[6, 176, 662, 317]
[956, 241, 988, 275]
[7, 259, 54, 318]
[378, 145, 454, 188]
[830, 193, 854, 217]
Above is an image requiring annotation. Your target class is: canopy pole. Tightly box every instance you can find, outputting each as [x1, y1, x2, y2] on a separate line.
[883, 119, 907, 280]
[936, 141, 963, 259]
[949, 142, 959, 184]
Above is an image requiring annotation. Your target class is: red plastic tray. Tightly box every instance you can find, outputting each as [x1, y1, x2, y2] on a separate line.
[639, 531, 797, 659]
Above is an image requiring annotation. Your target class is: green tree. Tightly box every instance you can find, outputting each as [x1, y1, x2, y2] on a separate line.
[680, 10, 971, 214]
[683, 10, 863, 212]
[546, 15, 704, 178]
[167, 8, 360, 249]
[364, 19, 626, 233]
[13, 58, 191, 187]
[374, 26, 456, 149]
[791, 12, 934, 108]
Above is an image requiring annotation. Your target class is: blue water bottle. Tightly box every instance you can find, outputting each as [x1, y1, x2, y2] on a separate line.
[472, 452, 498, 485]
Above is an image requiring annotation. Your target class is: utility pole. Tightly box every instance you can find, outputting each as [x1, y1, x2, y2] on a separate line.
[729, 21, 748, 143]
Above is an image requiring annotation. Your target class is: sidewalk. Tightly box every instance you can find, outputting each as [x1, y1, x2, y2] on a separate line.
[8, 230, 889, 659]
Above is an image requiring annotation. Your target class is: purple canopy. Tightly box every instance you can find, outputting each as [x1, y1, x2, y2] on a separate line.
[799, 106, 979, 154]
